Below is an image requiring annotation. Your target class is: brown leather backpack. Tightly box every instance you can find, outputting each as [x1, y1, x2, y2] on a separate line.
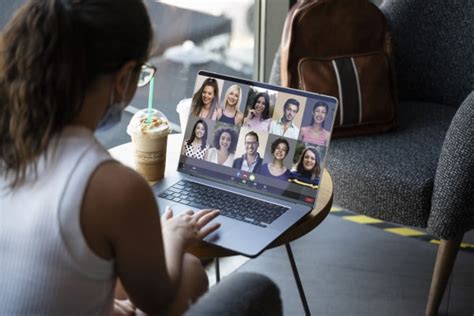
[280, 0, 398, 137]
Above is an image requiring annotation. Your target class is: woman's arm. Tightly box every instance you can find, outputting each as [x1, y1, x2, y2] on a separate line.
[264, 118, 272, 132]
[214, 108, 222, 121]
[181, 142, 187, 156]
[211, 108, 220, 120]
[81, 162, 219, 314]
[299, 127, 307, 140]
[235, 112, 244, 126]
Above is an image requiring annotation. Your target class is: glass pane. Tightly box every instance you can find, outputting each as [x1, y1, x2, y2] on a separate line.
[97, 0, 256, 148]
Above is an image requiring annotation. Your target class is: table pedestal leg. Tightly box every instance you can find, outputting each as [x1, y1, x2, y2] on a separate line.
[215, 257, 220, 283]
[286, 243, 310, 316]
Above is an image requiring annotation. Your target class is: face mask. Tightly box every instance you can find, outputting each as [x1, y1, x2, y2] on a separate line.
[97, 73, 132, 131]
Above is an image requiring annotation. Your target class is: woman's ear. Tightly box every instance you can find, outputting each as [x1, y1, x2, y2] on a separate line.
[113, 60, 138, 98]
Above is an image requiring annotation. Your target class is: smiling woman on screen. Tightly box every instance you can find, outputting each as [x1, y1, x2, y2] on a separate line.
[299, 101, 331, 146]
[216, 84, 244, 126]
[243, 91, 272, 132]
[191, 77, 220, 120]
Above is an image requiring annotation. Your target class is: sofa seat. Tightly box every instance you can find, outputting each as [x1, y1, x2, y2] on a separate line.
[327, 101, 457, 228]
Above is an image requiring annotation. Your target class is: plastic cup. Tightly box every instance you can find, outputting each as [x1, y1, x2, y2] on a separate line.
[127, 109, 172, 181]
[176, 98, 192, 132]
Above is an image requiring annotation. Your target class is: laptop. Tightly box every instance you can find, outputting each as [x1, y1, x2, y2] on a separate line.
[152, 71, 338, 257]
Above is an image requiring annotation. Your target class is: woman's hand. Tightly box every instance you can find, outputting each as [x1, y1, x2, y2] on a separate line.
[161, 207, 220, 250]
[247, 109, 255, 119]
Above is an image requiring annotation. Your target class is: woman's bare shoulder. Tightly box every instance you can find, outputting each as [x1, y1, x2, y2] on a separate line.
[89, 161, 151, 202]
[300, 126, 310, 133]
[81, 161, 159, 253]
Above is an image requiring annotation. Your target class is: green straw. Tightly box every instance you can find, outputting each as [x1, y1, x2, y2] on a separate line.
[147, 77, 155, 125]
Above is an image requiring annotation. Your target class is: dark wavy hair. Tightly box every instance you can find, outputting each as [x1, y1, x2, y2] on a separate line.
[296, 147, 321, 179]
[213, 127, 238, 154]
[270, 138, 290, 158]
[310, 101, 329, 126]
[245, 131, 259, 143]
[0, 0, 152, 187]
[283, 98, 300, 112]
[249, 92, 270, 121]
[186, 119, 208, 150]
[191, 78, 219, 118]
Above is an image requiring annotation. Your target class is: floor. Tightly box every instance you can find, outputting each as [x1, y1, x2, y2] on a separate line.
[206, 208, 474, 316]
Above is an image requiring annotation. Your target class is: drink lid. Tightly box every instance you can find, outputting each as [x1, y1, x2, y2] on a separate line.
[127, 108, 172, 138]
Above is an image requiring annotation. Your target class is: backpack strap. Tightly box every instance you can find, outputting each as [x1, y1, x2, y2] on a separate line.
[280, 1, 318, 86]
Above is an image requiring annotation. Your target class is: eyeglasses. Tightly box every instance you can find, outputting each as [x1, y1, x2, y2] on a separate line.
[137, 63, 157, 87]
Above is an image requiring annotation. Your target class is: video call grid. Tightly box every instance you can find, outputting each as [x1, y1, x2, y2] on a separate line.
[181, 75, 337, 191]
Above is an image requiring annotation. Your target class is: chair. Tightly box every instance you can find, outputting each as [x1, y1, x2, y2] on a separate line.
[269, 0, 473, 314]
[186, 272, 282, 315]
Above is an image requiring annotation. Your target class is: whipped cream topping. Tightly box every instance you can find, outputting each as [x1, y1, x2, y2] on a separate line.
[136, 116, 171, 137]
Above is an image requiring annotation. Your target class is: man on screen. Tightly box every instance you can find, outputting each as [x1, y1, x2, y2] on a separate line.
[232, 131, 263, 173]
[269, 98, 300, 139]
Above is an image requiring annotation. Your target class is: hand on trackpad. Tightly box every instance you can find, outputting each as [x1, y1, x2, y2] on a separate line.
[161, 205, 222, 243]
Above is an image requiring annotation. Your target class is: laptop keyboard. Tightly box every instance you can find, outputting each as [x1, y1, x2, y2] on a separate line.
[158, 180, 289, 227]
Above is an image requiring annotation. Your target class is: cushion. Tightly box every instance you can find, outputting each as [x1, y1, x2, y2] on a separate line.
[185, 272, 282, 316]
[326, 101, 457, 228]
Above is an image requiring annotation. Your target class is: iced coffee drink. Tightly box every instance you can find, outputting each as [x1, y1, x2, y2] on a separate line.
[127, 109, 171, 181]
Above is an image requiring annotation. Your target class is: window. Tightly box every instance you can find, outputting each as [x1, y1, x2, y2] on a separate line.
[96, 0, 258, 148]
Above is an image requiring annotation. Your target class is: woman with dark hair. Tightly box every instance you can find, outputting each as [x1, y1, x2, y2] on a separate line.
[259, 138, 291, 180]
[243, 91, 272, 132]
[289, 147, 321, 188]
[216, 84, 244, 126]
[182, 119, 209, 159]
[0, 1, 219, 315]
[205, 127, 238, 167]
[299, 101, 331, 146]
[191, 77, 220, 120]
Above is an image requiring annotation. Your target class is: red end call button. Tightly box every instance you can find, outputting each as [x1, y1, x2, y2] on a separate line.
[304, 196, 315, 203]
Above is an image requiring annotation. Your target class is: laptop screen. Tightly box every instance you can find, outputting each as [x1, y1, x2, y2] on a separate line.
[178, 71, 338, 206]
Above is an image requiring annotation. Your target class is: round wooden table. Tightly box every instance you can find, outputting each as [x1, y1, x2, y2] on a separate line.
[109, 133, 333, 257]
[110, 133, 333, 315]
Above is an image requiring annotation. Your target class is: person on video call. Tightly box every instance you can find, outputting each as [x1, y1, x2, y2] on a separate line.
[191, 77, 220, 120]
[269, 98, 300, 139]
[216, 84, 244, 126]
[289, 147, 321, 188]
[243, 92, 272, 132]
[259, 138, 291, 181]
[205, 127, 238, 167]
[182, 119, 209, 159]
[232, 131, 263, 173]
[299, 101, 331, 146]
[0, 1, 221, 315]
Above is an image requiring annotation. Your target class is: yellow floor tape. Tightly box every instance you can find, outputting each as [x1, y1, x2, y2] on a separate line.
[330, 207, 474, 252]
[343, 215, 384, 224]
[384, 227, 426, 237]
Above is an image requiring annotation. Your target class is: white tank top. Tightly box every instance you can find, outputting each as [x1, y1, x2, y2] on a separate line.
[0, 126, 116, 315]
